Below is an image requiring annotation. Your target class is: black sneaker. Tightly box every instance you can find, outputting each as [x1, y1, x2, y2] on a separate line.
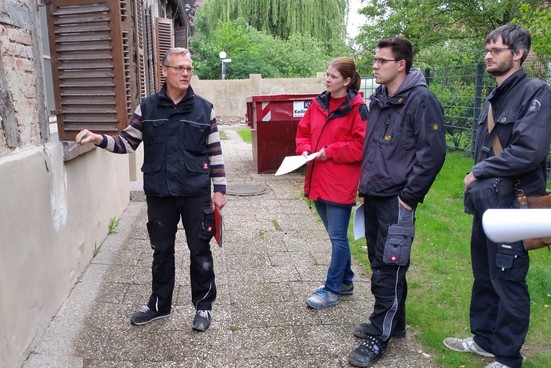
[192, 310, 212, 332]
[353, 322, 406, 339]
[347, 335, 388, 367]
[130, 305, 171, 326]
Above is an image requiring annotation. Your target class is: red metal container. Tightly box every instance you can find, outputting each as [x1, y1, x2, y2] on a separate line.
[246, 94, 318, 174]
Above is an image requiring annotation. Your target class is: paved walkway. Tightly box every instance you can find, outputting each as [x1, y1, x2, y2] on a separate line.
[24, 123, 436, 367]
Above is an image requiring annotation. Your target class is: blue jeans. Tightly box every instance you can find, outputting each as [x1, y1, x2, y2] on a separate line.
[314, 201, 354, 294]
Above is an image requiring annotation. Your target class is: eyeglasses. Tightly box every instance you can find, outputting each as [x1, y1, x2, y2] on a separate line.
[483, 47, 511, 57]
[165, 65, 194, 73]
[373, 58, 399, 65]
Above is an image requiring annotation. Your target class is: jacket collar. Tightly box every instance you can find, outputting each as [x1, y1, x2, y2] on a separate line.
[488, 69, 526, 101]
[158, 84, 195, 107]
[371, 68, 427, 107]
[317, 88, 363, 114]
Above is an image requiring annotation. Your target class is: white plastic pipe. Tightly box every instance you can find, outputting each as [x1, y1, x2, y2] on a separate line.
[482, 209, 551, 243]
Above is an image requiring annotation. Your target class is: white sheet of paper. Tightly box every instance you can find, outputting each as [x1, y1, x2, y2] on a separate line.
[353, 203, 365, 240]
[274, 152, 319, 176]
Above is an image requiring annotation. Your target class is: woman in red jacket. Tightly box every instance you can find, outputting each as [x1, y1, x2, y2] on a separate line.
[296, 57, 367, 309]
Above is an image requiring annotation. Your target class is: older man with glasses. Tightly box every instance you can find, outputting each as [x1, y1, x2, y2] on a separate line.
[75, 47, 227, 332]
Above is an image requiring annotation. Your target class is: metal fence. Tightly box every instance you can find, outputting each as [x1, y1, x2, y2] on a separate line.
[361, 62, 551, 179]
[424, 62, 495, 156]
[361, 63, 495, 155]
[363, 62, 550, 153]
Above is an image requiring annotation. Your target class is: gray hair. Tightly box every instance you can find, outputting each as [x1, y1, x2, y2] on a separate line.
[485, 24, 531, 64]
[162, 47, 191, 66]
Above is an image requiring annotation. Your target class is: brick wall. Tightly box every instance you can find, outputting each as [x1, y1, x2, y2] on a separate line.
[0, 1, 48, 156]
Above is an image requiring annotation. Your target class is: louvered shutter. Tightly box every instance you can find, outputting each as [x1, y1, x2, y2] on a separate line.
[119, 0, 135, 119]
[144, 6, 156, 95]
[47, 0, 128, 140]
[154, 18, 174, 92]
[133, 0, 148, 99]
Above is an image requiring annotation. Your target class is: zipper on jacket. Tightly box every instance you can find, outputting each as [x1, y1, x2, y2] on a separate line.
[305, 95, 357, 198]
[306, 115, 331, 197]
[381, 114, 391, 140]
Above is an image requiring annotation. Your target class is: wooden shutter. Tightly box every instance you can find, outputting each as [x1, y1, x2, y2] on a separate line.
[47, 0, 128, 140]
[154, 18, 174, 92]
[120, 0, 134, 119]
[144, 6, 156, 95]
[133, 0, 148, 99]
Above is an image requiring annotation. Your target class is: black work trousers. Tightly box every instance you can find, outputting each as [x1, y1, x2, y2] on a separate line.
[363, 196, 413, 342]
[145, 194, 216, 313]
[470, 216, 529, 368]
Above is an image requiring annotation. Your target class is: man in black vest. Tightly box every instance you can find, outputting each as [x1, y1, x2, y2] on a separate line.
[76, 47, 227, 332]
[444, 24, 551, 368]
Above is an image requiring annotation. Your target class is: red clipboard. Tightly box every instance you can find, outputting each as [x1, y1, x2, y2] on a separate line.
[214, 207, 223, 247]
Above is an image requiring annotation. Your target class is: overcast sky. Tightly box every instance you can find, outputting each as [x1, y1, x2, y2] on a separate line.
[347, 0, 367, 38]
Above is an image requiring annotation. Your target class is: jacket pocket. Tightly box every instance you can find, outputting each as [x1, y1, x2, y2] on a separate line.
[179, 120, 210, 154]
[184, 160, 210, 175]
[142, 120, 168, 145]
[141, 161, 163, 194]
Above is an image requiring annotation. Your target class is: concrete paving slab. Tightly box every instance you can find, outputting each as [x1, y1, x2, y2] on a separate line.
[23, 122, 438, 368]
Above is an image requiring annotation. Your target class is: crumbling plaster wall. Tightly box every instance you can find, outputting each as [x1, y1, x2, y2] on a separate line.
[0, 2, 130, 367]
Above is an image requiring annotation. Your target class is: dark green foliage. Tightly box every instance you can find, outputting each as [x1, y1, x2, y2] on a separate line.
[196, 0, 348, 55]
[353, 0, 549, 75]
[190, 19, 331, 79]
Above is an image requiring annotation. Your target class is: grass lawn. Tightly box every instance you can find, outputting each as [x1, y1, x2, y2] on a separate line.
[232, 128, 551, 366]
[349, 151, 551, 367]
[237, 128, 251, 143]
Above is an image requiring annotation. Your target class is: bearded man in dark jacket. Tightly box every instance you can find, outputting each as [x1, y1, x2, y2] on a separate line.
[444, 24, 551, 368]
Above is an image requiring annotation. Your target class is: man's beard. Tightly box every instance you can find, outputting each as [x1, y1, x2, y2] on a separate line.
[487, 59, 513, 77]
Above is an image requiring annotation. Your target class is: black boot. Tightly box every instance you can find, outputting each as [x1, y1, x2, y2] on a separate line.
[347, 335, 388, 367]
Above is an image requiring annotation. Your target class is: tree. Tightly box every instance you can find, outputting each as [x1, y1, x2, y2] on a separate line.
[513, 4, 551, 80]
[354, 0, 544, 58]
[190, 19, 329, 79]
[351, 0, 549, 156]
[195, 0, 349, 55]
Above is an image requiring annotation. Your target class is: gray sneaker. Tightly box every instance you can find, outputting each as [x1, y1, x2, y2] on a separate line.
[312, 284, 354, 296]
[305, 288, 338, 309]
[192, 310, 212, 332]
[443, 337, 494, 358]
[339, 283, 354, 296]
[130, 305, 171, 326]
[485, 362, 511, 368]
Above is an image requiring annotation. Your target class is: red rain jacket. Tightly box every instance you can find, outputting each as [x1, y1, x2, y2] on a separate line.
[296, 89, 367, 206]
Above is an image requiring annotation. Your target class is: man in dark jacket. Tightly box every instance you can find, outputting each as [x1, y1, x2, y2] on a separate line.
[444, 24, 551, 368]
[348, 37, 446, 367]
[75, 47, 227, 332]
